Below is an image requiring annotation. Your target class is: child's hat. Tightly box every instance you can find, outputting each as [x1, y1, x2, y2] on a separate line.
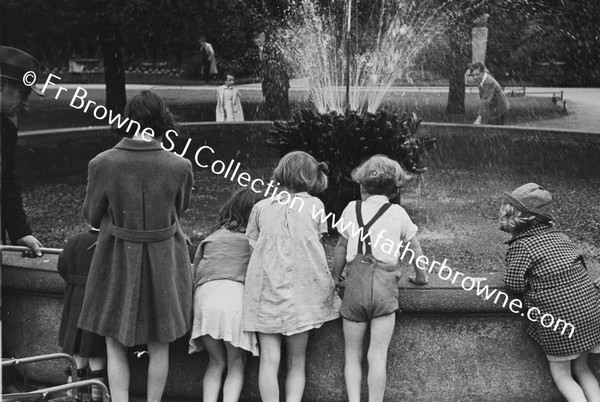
[504, 183, 553, 222]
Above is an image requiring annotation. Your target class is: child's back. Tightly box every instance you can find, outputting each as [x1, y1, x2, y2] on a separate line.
[243, 193, 341, 334]
[332, 154, 427, 402]
[192, 227, 252, 290]
[340, 197, 417, 266]
[189, 188, 264, 402]
[501, 183, 600, 402]
[505, 223, 600, 356]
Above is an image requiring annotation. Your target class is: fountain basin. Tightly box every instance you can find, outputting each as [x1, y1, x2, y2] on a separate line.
[15, 122, 600, 183]
[4, 122, 600, 400]
[5, 250, 593, 401]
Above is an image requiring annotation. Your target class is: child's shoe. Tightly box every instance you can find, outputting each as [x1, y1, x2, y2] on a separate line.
[87, 368, 108, 402]
[65, 367, 87, 400]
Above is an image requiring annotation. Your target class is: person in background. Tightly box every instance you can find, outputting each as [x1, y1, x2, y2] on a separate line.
[467, 62, 509, 125]
[199, 36, 217, 83]
[0, 46, 44, 256]
[216, 74, 244, 122]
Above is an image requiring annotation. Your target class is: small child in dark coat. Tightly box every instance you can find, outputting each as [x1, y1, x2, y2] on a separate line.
[58, 227, 107, 401]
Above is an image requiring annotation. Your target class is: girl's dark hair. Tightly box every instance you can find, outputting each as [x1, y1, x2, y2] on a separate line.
[117, 90, 178, 138]
[213, 188, 265, 232]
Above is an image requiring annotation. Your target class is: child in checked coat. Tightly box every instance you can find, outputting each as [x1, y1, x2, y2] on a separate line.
[502, 183, 600, 402]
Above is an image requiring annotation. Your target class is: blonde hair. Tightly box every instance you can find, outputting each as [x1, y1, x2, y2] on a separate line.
[352, 155, 411, 197]
[272, 151, 328, 194]
[499, 203, 553, 234]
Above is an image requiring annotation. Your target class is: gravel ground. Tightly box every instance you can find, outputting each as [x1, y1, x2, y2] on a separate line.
[22, 167, 600, 276]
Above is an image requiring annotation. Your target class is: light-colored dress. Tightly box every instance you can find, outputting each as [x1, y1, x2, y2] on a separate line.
[189, 228, 259, 356]
[243, 192, 341, 334]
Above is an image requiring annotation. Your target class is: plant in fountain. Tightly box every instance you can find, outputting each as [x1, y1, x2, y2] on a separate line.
[267, 109, 436, 218]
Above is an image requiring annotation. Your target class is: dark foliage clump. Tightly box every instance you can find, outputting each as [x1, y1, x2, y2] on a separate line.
[266, 109, 437, 188]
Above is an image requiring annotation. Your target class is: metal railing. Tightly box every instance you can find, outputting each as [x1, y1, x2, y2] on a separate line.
[0, 245, 63, 255]
[2, 353, 110, 401]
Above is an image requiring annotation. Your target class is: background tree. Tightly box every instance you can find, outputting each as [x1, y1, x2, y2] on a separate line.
[94, 0, 127, 114]
[243, 0, 291, 120]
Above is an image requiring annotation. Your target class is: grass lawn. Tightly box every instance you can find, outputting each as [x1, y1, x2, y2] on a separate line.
[20, 86, 566, 131]
[22, 166, 600, 277]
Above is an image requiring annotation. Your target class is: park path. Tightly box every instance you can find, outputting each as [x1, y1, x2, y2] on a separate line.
[28, 82, 600, 133]
[518, 88, 600, 133]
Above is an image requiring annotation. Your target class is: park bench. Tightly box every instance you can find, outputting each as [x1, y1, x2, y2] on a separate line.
[68, 59, 102, 73]
[524, 89, 567, 113]
[504, 86, 527, 97]
[551, 90, 567, 112]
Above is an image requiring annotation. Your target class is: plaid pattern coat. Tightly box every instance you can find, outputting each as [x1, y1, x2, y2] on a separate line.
[504, 224, 600, 356]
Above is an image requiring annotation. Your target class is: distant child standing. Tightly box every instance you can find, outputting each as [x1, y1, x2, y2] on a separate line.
[189, 188, 263, 402]
[58, 227, 107, 401]
[501, 183, 600, 402]
[216, 74, 244, 122]
[332, 154, 428, 402]
[243, 151, 341, 402]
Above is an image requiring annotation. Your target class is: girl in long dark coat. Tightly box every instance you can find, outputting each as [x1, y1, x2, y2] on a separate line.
[501, 183, 600, 402]
[78, 91, 194, 402]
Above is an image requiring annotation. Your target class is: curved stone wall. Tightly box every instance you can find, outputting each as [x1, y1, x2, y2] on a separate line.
[3, 251, 578, 401]
[15, 122, 600, 182]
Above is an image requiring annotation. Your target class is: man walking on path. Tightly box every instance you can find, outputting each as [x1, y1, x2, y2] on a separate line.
[468, 62, 509, 125]
[1, 46, 44, 256]
[198, 36, 217, 83]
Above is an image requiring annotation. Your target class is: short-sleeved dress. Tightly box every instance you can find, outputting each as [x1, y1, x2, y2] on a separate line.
[243, 192, 341, 334]
[504, 224, 600, 357]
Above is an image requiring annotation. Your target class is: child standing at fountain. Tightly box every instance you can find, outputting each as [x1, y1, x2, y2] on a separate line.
[501, 183, 600, 402]
[58, 227, 107, 401]
[189, 188, 262, 402]
[242, 151, 341, 402]
[79, 90, 194, 402]
[332, 154, 428, 402]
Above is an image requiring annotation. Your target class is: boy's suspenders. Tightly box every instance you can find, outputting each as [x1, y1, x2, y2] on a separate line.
[355, 201, 392, 255]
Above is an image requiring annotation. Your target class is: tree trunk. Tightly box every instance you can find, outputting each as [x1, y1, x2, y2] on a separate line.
[100, 28, 126, 115]
[261, 36, 290, 120]
[445, 29, 468, 115]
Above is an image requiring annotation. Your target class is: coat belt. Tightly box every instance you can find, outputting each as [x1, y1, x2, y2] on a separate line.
[108, 223, 177, 243]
